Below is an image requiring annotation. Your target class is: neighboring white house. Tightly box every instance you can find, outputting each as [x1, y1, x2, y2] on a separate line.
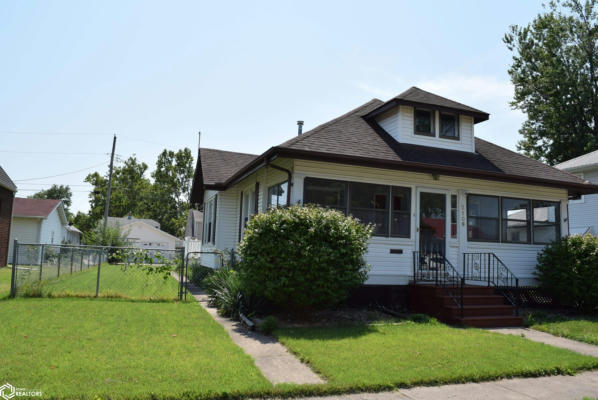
[65, 224, 82, 244]
[190, 87, 598, 286]
[107, 215, 183, 250]
[556, 149, 598, 235]
[8, 198, 69, 262]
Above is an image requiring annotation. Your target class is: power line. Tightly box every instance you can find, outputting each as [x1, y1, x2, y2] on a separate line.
[13, 161, 108, 182]
[0, 130, 113, 136]
[0, 150, 108, 155]
[15, 183, 93, 186]
[16, 188, 93, 193]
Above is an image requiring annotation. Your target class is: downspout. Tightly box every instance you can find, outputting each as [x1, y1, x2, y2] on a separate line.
[266, 162, 292, 206]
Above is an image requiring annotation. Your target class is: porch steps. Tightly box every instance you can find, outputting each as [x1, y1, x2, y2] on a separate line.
[408, 284, 523, 327]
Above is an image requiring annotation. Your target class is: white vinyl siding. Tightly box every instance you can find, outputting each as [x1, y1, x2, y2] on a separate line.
[568, 168, 598, 235]
[376, 105, 475, 153]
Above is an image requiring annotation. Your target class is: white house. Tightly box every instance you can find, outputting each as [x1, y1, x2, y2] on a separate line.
[556, 149, 598, 235]
[107, 215, 183, 250]
[8, 198, 69, 262]
[189, 87, 598, 326]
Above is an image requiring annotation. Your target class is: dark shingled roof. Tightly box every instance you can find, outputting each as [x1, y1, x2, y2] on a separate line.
[200, 148, 258, 186]
[0, 166, 16, 192]
[191, 90, 598, 203]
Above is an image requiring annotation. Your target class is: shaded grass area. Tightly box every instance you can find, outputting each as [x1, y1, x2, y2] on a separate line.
[0, 267, 11, 297]
[18, 263, 181, 301]
[0, 298, 270, 399]
[276, 321, 598, 388]
[527, 311, 598, 346]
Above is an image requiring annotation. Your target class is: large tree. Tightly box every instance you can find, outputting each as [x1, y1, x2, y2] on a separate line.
[146, 148, 194, 237]
[504, 0, 598, 165]
[29, 184, 73, 219]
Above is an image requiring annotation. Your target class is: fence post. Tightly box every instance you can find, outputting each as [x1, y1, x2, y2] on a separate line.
[80, 250, 83, 271]
[57, 247, 62, 277]
[10, 239, 18, 297]
[70, 248, 74, 274]
[39, 244, 45, 281]
[95, 250, 102, 297]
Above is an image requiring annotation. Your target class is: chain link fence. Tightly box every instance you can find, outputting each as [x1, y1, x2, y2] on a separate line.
[9, 241, 185, 301]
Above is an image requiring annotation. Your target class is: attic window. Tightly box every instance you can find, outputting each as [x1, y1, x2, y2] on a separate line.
[439, 113, 459, 139]
[414, 109, 434, 136]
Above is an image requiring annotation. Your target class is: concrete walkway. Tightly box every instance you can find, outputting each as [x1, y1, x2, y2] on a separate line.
[490, 327, 598, 357]
[174, 274, 324, 385]
[297, 370, 598, 400]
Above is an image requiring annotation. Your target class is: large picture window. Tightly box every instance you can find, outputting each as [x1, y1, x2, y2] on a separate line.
[467, 194, 560, 244]
[303, 177, 411, 238]
[532, 200, 560, 244]
[467, 195, 500, 242]
[267, 181, 288, 208]
[502, 198, 530, 243]
[414, 108, 434, 136]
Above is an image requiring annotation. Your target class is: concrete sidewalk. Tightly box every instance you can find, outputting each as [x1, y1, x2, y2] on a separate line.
[297, 370, 598, 400]
[490, 327, 598, 357]
[173, 274, 324, 385]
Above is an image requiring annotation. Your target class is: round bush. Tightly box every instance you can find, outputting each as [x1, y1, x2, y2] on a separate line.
[238, 205, 372, 309]
[536, 234, 598, 310]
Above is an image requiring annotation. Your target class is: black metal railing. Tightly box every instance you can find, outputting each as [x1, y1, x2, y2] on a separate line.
[413, 250, 465, 318]
[462, 252, 519, 314]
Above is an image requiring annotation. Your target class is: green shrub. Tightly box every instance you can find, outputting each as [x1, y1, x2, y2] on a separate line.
[409, 314, 436, 324]
[257, 316, 280, 335]
[238, 205, 372, 310]
[203, 267, 244, 318]
[536, 234, 598, 310]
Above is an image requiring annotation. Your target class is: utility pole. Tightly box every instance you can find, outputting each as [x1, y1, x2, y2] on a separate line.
[103, 134, 117, 232]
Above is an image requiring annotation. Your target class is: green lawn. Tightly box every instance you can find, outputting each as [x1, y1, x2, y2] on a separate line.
[0, 298, 270, 399]
[528, 312, 598, 346]
[16, 263, 181, 301]
[0, 266, 11, 297]
[276, 321, 598, 389]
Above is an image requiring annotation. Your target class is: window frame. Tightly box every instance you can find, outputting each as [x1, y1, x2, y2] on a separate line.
[501, 197, 531, 244]
[414, 108, 435, 137]
[303, 177, 411, 239]
[532, 200, 561, 245]
[267, 180, 289, 209]
[450, 194, 458, 239]
[202, 197, 216, 245]
[439, 112, 460, 140]
[466, 194, 501, 243]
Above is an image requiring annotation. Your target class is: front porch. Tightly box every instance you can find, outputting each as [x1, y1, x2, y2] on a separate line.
[409, 250, 524, 327]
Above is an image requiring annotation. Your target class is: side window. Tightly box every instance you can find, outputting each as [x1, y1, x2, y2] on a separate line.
[502, 198, 530, 243]
[439, 113, 459, 139]
[532, 201, 560, 244]
[267, 181, 288, 208]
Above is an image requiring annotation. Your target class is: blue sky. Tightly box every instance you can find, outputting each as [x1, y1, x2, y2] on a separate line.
[0, 0, 544, 214]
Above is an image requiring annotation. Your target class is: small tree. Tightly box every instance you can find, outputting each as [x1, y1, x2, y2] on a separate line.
[238, 205, 372, 310]
[536, 234, 598, 310]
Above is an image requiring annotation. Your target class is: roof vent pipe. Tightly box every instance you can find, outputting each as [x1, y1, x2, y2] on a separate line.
[297, 120, 304, 136]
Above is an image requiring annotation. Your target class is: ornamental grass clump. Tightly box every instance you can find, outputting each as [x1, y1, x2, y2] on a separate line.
[238, 205, 372, 310]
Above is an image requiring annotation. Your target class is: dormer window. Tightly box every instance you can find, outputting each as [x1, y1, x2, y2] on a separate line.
[439, 112, 459, 140]
[414, 108, 434, 136]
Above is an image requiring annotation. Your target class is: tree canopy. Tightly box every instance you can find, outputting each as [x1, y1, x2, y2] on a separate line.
[504, 0, 598, 165]
[81, 149, 194, 237]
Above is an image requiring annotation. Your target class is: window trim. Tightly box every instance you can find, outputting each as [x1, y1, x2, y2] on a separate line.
[466, 194, 561, 245]
[467, 194, 501, 243]
[532, 200, 561, 245]
[501, 197, 531, 244]
[439, 112, 460, 140]
[267, 180, 289, 209]
[414, 108, 435, 137]
[303, 177, 411, 239]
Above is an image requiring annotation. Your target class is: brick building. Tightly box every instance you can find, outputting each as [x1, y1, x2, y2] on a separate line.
[0, 166, 16, 267]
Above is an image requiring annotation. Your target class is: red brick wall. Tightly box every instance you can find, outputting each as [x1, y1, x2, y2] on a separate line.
[0, 187, 14, 267]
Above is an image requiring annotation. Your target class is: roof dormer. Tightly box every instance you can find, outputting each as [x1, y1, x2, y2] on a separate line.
[365, 87, 489, 153]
